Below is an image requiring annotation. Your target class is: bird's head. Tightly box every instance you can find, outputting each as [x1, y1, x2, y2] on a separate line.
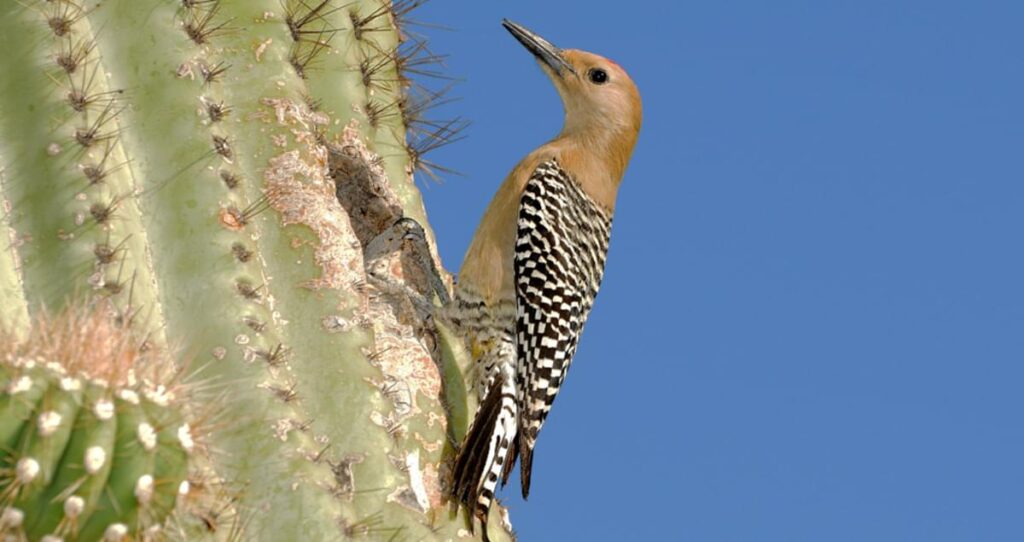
[502, 19, 642, 142]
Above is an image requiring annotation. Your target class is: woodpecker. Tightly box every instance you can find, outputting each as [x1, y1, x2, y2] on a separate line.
[446, 20, 641, 539]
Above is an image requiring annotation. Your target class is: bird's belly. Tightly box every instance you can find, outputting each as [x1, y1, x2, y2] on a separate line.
[447, 287, 516, 399]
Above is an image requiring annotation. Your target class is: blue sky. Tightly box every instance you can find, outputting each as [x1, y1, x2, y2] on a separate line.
[412, 2, 1024, 540]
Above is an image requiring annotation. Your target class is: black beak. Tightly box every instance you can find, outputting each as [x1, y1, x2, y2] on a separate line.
[502, 19, 576, 77]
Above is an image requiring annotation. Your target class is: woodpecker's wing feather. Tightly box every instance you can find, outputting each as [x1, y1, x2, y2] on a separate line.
[514, 158, 612, 498]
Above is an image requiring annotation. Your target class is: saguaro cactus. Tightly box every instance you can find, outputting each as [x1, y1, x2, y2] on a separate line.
[0, 0, 510, 540]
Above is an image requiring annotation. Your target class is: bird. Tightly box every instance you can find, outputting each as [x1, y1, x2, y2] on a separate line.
[444, 19, 642, 539]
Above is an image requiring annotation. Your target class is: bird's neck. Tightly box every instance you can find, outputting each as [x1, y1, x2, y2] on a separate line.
[551, 121, 639, 211]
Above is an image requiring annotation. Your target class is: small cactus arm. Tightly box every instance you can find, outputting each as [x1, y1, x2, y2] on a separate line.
[0, 0, 509, 540]
[0, 305, 194, 541]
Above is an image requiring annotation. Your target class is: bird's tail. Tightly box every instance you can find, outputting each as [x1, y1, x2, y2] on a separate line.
[450, 372, 518, 541]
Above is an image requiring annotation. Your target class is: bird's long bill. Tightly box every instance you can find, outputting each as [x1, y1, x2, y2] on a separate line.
[502, 19, 576, 76]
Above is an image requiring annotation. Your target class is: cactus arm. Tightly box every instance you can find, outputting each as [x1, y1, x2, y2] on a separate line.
[83, 0, 353, 538]
[0, 2, 167, 345]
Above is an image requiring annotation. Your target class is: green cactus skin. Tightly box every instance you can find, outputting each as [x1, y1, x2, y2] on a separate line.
[75, 396, 155, 541]
[0, 366, 48, 451]
[0, 358, 191, 541]
[0, 0, 511, 540]
[12, 372, 83, 506]
[26, 380, 118, 538]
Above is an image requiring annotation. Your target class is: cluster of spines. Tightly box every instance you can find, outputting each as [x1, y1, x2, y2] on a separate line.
[177, 0, 238, 169]
[0, 358, 194, 540]
[174, 0, 289, 378]
[35, 0, 145, 318]
[282, 0, 467, 182]
[372, 3, 467, 181]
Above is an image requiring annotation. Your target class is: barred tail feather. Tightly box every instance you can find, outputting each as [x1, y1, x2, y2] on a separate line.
[451, 374, 504, 505]
[450, 373, 517, 541]
[501, 433, 519, 486]
[519, 438, 534, 499]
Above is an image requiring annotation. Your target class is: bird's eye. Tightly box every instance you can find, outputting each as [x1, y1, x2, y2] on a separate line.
[588, 68, 608, 84]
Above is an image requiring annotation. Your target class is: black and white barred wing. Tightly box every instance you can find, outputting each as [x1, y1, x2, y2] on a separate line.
[513, 158, 612, 497]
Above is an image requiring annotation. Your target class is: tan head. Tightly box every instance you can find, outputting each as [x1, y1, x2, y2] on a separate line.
[503, 20, 642, 186]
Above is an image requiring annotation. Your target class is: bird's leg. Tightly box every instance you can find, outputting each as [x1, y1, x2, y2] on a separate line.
[364, 218, 474, 451]
[394, 217, 451, 306]
[364, 217, 451, 321]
